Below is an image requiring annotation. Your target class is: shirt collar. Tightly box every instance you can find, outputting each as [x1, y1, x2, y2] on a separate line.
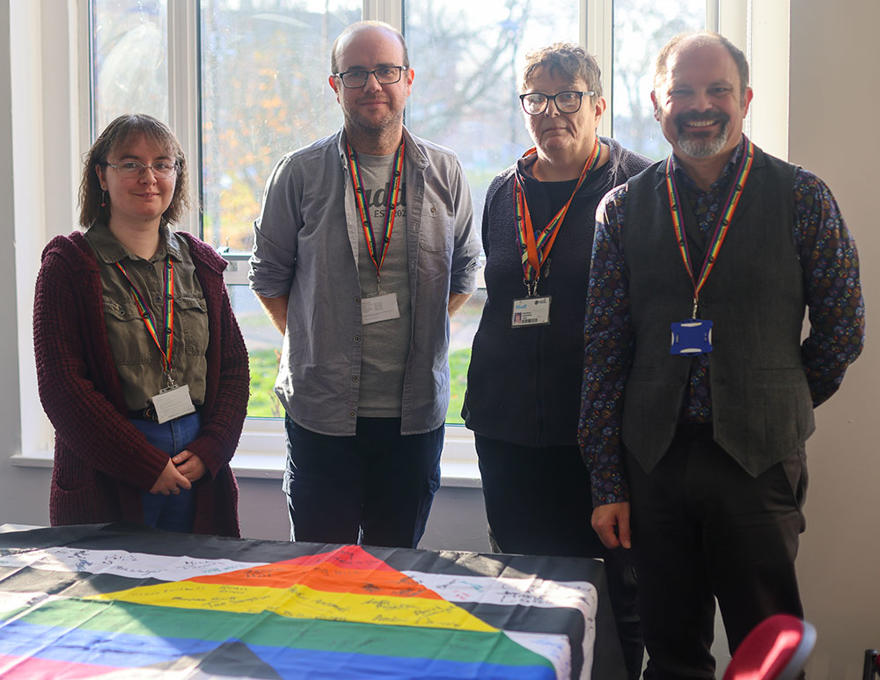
[337, 125, 426, 170]
[86, 221, 183, 264]
[671, 134, 746, 193]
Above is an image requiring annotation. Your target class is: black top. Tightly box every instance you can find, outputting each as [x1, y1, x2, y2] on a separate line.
[463, 138, 651, 447]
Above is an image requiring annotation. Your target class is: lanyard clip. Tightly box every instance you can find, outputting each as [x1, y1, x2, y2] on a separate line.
[692, 298, 699, 319]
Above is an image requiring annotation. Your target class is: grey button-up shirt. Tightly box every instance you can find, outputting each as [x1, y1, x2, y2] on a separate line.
[249, 127, 481, 436]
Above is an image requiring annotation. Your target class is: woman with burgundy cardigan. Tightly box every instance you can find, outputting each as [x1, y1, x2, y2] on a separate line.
[33, 114, 249, 536]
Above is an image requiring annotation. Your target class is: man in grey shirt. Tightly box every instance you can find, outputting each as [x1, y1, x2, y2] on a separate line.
[249, 20, 480, 548]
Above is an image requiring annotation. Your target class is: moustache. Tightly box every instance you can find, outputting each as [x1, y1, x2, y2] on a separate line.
[676, 111, 730, 130]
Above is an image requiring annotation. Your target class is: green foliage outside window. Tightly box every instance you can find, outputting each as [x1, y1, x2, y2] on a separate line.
[246, 347, 472, 425]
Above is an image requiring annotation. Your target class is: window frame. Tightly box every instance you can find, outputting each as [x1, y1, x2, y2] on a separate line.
[11, 0, 782, 486]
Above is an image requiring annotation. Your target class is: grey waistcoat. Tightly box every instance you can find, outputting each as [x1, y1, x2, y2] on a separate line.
[620, 145, 814, 477]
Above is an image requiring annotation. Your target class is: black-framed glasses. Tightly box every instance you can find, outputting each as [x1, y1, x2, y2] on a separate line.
[334, 66, 407, 89]
[519, 90, 595, 115]
[103, 160, 179, 179]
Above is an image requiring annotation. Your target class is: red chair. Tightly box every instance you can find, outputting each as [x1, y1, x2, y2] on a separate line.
[723, 614, 816, 680]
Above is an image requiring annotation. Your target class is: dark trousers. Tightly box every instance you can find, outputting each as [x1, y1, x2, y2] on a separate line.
[627, 424, 807, 680]
[475, 435, 644, 680]
[284, 416, 443, 548]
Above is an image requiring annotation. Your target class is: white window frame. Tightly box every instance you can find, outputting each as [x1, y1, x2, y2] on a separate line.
[9, 0, 785, 487]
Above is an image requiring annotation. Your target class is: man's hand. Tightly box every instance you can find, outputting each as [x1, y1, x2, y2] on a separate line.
[172, 449, 207, 483]
[591, 502, 632, 549]
[149, 459, 192, 495]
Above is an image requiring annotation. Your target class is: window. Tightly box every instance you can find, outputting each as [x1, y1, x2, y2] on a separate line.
[404, 0, 580, 423]
[91, 0, 169, 131]
[199, 1, 361, 419]
[29, 0, 747, 476]
[610, 0, 706, 159]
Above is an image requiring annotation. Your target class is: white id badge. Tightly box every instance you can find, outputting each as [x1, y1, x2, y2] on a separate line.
[512, 296, 551, 328]
[151, 384, 196, 424]
[361, 292, 400, 325]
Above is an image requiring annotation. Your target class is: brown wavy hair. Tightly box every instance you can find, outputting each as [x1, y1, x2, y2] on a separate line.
[79, 114, 190, 229]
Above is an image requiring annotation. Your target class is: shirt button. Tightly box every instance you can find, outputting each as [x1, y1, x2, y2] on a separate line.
[351, 375, 359, 383]
[354, 296, 361, 303]
[354, 335, 361, 342]
[349, 410, 356, 417]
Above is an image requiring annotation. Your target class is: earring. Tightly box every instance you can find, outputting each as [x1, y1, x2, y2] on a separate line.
[100, 190, 107, 208]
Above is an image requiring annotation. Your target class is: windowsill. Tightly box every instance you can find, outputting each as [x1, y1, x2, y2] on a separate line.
[11, 420, 483, 488]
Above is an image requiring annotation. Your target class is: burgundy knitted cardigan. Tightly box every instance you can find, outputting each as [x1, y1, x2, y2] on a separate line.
[33, 230, 249, 537]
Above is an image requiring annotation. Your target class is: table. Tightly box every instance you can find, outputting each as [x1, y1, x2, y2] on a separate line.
[0, 523, 626, 679]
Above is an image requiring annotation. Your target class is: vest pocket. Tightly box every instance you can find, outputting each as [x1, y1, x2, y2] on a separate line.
[102, 298, 155, 365]
[177, 294, 209, 357]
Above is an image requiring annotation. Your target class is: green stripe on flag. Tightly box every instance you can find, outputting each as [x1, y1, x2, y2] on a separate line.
[13, 599, 555, 670]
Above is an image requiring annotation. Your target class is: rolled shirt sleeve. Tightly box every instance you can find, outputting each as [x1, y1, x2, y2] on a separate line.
[249, 153, 300, 299]
[447, 158, 481, 295]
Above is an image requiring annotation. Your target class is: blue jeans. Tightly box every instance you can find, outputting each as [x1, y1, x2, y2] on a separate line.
[284, 416, 443, 548]
[133, 411, 201, 533]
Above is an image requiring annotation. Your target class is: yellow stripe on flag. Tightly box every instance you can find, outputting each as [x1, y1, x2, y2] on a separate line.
[91, 581, 496, 632]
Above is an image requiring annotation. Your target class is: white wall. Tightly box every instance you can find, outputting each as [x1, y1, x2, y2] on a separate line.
[789, 2, 880, 677]
[0, 2, 877, 676]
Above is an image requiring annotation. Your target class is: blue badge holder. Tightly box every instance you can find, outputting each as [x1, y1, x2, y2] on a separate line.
[670, 319, 713, 355]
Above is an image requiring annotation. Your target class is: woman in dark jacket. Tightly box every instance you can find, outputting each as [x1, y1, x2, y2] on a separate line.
[462, 44, 651, 679]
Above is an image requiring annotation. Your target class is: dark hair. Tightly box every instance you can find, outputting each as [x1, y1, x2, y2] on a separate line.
[79, 113, 190, 229]
[654, 32, 750, 99]
[330, 21, 409, 74]
[521, 43, 602, 101]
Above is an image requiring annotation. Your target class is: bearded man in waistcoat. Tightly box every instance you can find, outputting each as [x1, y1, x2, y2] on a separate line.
[578, 32, 864, 679]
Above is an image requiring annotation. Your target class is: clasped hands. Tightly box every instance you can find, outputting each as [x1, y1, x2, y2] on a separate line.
[149, 449, 206, 495]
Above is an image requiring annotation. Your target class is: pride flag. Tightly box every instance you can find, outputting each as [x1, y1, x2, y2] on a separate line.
[0, 524, 619, 679]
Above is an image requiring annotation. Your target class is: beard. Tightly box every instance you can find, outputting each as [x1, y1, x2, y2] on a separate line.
[675, 111, 731, 158]
[343, 99, 403, 137]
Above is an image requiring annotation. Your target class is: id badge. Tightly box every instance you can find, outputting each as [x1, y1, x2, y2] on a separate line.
[512, 296, 551, 328]
[361, 292, 400, 325]
[670, 319, 713, 355]
[151, 384, 196, 424]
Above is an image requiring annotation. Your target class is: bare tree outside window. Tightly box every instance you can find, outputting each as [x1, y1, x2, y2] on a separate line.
[611, 0, 705, 159]
[90, 0, 707, 421]
[406, 0, 579, 423]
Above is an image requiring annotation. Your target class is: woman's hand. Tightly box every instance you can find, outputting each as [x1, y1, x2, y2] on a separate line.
[172, 449, 207, 483]
[149, 459, 192, 495]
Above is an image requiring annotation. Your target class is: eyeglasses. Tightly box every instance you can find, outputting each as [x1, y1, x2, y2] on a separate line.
[103, 160, 179, 179]
[519, 90, 595, 115]
[334, 66, 407, 89]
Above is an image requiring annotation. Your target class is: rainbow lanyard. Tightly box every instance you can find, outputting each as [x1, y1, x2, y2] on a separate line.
[347, 140, 405, 284]
[114, 257, 175, 378]
[665, 138, 755, 318]
[513, 137, 601, 296]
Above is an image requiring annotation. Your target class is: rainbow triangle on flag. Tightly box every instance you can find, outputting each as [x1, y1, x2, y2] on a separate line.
[0, 544, 573, 679]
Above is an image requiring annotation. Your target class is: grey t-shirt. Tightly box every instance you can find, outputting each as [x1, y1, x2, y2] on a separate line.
[353, 151, 412, 416]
